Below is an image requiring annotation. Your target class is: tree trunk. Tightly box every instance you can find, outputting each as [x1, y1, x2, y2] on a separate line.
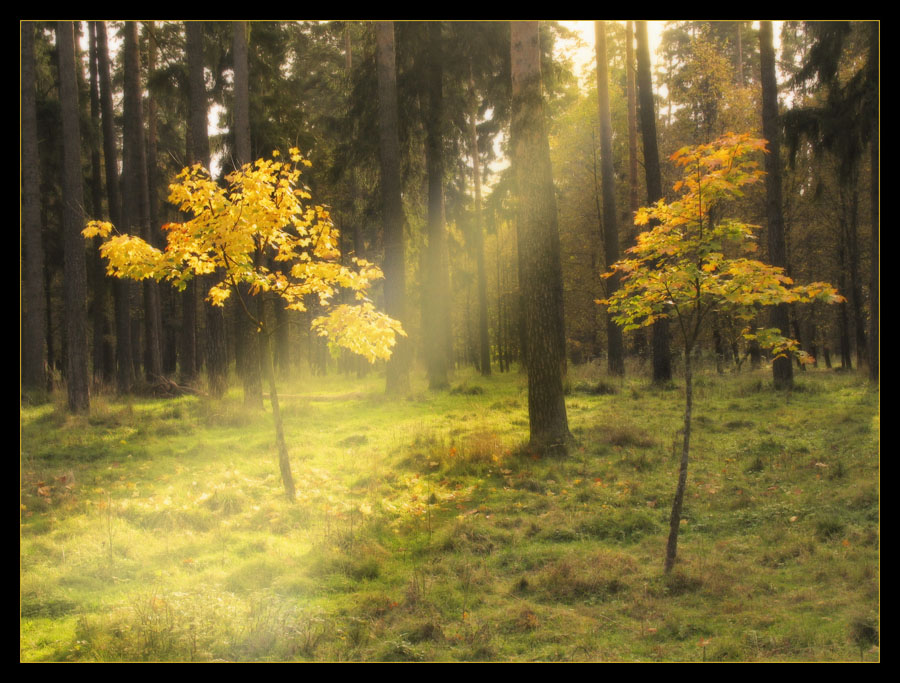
[423, 21, 451, 390]
[123, 21, 163, 382]
[97, 21, 135, 394]
[21, 22, 47, 393]
[636, 21, 672, 384]
[56, 21, 90, 413]
[376, 21, 411, 395]
[625, 21, 640, 219]
[760, 20, 793, 390]
[510, 21, 570, 456]
[868, 23, 879, 384]
[232, 20, 264, 409]
[595, 21, 625, 377]
[186, 21, 228, 398]
[468, 63, 492, 378]
[665, 348, 693, 574]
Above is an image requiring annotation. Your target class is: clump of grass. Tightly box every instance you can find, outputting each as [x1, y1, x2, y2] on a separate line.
[450, 382, 485, 396]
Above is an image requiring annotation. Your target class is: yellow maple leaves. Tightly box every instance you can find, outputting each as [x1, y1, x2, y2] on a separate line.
[84, 149, 404, 363]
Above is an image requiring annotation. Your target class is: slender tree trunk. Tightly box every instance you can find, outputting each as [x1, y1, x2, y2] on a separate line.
[97, 21, 135, 393]
[636, 21, 672, 383]
[510, 21, 570, 455]
[596, 21, 625, 377]
[376, 21, 411, 395]
[468, 63, 492, 377]
[56, 21, 90, 413]
[868, 23, 879, 384]
[232, 20, 264, 409]
[665, 348, 693, 574]
[187, 21, 228, 398]
[21, 22, 47, 393]
[423, 21, 451, 390]
[760, 20, 793, 389]
[122, 21, 163, 381]
[625, 21, 640, 219]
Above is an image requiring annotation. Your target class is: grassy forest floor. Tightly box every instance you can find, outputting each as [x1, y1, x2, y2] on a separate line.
[20, 362, 879, 662]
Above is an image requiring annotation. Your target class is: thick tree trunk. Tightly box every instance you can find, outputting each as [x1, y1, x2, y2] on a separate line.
[595, 21, 625, 377]
[760, 21, 793, 390]
[510, 21, 570, 455]
[56, 21, 90, 413]
[376, 21, 411, 395]
[636, 21, 672, 384]
[21, 22, 47, 393]
[868, 28, 879, 385]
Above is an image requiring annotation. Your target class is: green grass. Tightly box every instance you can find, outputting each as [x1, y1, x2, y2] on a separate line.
[20, 364, 879, 661]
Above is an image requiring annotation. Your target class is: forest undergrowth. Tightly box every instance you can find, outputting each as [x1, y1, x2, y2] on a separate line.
[20, 363, 879, 661]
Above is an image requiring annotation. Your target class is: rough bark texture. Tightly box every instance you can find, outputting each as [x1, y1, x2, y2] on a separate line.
[186, 21, 228, 398]
[510, 21, 570, 455]
[869, 24, 879, 384]
[759, 21, 793, 389]
[423, 22, 451, 390]
[636, 21, 672, 384]
[21, 22, 47, 392]
[595, 22, 625, 377]
[376, 21, 411, 395]
[625, 21, 640, 218]
[56, 21, 90, 413]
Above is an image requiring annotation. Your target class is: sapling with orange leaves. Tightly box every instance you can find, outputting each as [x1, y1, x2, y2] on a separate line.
[85, 149, 405, 500]
[600, 133, 843, 573]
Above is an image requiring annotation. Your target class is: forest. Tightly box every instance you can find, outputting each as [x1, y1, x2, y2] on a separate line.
[21, 20, 878, 662]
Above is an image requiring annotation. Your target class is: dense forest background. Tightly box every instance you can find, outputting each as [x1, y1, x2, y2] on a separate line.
[20, 20, 878, 404]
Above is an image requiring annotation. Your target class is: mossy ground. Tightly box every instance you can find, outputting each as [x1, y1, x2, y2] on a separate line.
[20, 363, 879, 661]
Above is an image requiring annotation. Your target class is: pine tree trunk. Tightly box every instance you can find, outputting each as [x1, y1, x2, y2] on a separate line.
[868, 23, 879, 384]
[510, 21, 570, 455]
[376, 21, 411, 395]
[636, 21, 672, 384]
[56, 21, 90, 413]
[21, 22, 47, 393]
[760, 21, 793, 390]
[595, 21, 625, 377]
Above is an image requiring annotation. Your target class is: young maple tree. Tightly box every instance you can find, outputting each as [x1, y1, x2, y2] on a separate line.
[84, 149, 405, 500]
[601, 133, 843, 573]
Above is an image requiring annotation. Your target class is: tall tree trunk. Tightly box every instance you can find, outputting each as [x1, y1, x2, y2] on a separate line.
[760, 20, 793, 389]
[87, 21, 114, 386]
[187, 21, 228, 398]
[625, 21, 640, 219]
[636, 21, 672, 384]
[468, 62, 492, 378]
[595, 21, 625, 377]
[122, 21, 163, 382]
[510, 21, 570, 456]
[21, 22, 47, 393]
[423, 22, 451, 390]
[97, 21, 135, 393]
[376, 21, 411, 394]
[868, 24, 879, 384]
[232, 20, 264, 409]
[56, 21, 90, 413]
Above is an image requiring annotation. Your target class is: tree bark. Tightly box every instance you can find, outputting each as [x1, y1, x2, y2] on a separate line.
[376, 21, 411, 395]
[760, 20, 793, 389]
[423, 22, 451, 390]
[868, 24, 879, 384]
[510, 21, 570, 455]
[56, 21, 91, 413]
[232, 20, 264, 409]
[186, 21, 228, 398]
[21, 22, 47, 393]
[636, 21, 672, 384]
[595, 21, 625, 377]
